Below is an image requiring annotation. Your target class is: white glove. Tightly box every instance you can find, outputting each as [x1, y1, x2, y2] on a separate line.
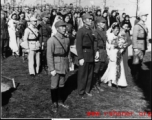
[79, 59, 84, 66]
[51, 70, 56, 76]
[95, 51, 99, 60]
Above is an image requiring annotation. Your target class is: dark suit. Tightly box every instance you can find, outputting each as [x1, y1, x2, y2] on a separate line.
[94, 28, 107, 74]
[76, 26, 95, 95]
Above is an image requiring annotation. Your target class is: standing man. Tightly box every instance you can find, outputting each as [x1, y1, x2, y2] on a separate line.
[93, 17, 107, 92]
[1, 10, 9, 59]
[132, 11, 149, 81]
[47, 20, 70, 113]
[76, 13, 95, 98]
[38, 12, 51, 73]
[23, 17, 41, 77]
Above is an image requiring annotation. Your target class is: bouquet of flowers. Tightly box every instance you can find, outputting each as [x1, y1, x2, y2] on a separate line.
[111, 35, 127, 49]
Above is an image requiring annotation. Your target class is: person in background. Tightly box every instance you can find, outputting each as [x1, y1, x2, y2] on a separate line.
[102, 10, 109, 31]
[47, 20, 70, 113]
[38, 12, 51, 73]
[23, 17, 41, 77]
[120, 13, 126, 23]
[132, 11, 149, 81]
[50, 9, 57, 27]
[121, 15, 132, 35]
[1, 10, 9, 59]
[8, 13, 20, 56]
[110, 10, 117, 27]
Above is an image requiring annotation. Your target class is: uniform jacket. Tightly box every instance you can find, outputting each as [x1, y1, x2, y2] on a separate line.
[94, 28, 107, 62]
[132, 21, 148, 50]
[38, 21, 51, 47]
[1, 18, 9, 40]
[47, 32, 70, 74]
[76, 26, 95, 62]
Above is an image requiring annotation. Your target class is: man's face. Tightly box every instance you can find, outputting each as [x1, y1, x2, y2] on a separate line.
[31, 20, 37, 27]
[141, 15, 148, 22]
[43, 17, 49, 23]
[57, 26, 66, 35]
[84, 18, 92, 26]
[97, 22, 106, 29]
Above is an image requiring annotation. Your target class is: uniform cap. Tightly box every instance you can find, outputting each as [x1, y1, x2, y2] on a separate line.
[55, 20, 67, 28]
[30, 16, 37, 21]
[41, 11, 49, 18]
[82, 13, 92, 20]
[95, 17, 106, 23]
[138, 11, 148, 17]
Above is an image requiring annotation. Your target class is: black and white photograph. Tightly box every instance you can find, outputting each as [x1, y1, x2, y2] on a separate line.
[1, 0, 151, 119]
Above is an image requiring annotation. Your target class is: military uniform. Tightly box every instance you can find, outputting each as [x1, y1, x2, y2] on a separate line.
[93, 17, 107, 92]
[47, 20, 70, 112]
[132, 13, 148, 80]
[1, 12, 9, 58]
[38, 21, 51, 70]
[76, 24, 95, 96]
[24, 17, 41, 76]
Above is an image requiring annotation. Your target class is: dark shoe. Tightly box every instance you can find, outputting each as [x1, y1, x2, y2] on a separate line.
[85, 92, 93, 97]
[79, 94, 87, 99]
[58, 102, 69, 109]
[51, 102, 58, 113]
[96, 84, 104, 92]
[30, 74, 35, 77]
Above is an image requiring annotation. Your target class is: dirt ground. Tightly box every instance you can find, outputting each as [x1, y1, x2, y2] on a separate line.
[1, 52, 151, 118]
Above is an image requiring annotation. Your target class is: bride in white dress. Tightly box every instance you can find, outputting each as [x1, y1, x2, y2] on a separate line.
[101, 22, 127, 87]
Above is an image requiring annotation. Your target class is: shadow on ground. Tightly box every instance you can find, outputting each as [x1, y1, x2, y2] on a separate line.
[128, 53, 151, 112]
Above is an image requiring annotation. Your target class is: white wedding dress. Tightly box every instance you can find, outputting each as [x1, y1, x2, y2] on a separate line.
[101, 31, 127, 87]
[8, 19, 18, 53]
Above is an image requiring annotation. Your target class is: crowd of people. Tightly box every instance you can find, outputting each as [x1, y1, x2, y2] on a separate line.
[1, 3, 149, 113]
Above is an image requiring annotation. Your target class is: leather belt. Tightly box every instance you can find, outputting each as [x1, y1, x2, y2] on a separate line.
[137, 37, 145, 40]
[53, 54, 67, 57]
[28, 39, 38, 41]
[82, 46, 91, 49]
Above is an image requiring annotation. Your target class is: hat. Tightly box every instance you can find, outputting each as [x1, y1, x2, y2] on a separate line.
[82, 13, 92, 20]
[96, 17, 106, 23]
[30, 16, 37, 21]
[138, 11, 148, 17]
[55, 20, 67, 28]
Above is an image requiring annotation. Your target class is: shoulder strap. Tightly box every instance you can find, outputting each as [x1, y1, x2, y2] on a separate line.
[53, 35, 67, 54]
[137, 24, 147, 36]
[28, 27, 38, 38]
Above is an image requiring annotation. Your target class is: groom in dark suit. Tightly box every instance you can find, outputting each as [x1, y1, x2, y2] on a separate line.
[76, 13, 95, 98]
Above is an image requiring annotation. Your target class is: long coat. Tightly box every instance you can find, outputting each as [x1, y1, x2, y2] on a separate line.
[47, 32, 70, 74]
[76, 26, 95, 63]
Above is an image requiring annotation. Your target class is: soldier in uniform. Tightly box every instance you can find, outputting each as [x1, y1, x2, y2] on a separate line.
[76, 13, 95, 98]
[1, 10, 9, 58]
[38, 12, 51, 73]
[47, 20, 70, 112]
[23, 17, 41, 77]
[132, 11, 149, 80]
[93, 17, 107, 92]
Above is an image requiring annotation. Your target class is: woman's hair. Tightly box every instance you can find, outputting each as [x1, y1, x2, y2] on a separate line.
[124, 15, 130, 20]
[95, 9, 101, 16]
[11, 13, 17, 19]
[111, 22, 120, 30]
[111, 10, 116, 16]
[19, 12, 25, 19]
